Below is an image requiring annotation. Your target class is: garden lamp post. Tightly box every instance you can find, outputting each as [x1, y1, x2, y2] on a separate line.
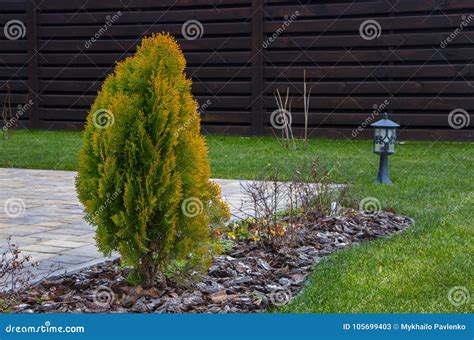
[370, 112, 400, 184]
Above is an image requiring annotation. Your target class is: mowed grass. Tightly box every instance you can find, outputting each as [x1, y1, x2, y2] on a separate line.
[1, 130, 473, 313]
[0, 130, 82, 170]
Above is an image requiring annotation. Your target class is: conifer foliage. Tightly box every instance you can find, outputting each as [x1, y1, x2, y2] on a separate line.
[75, 33, 230, 286]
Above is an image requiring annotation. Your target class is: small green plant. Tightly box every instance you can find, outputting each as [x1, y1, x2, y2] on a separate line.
[216, 239, 235, 254]
[76, 33, 230, 287]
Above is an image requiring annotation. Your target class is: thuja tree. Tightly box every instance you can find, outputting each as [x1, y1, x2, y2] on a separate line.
[76, 33, 230, 286]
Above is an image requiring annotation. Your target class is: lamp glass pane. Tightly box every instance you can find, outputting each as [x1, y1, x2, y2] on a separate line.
[386, 128, 396, 153]
[373, 128, 384, 153]
[373, 128, 397, 154]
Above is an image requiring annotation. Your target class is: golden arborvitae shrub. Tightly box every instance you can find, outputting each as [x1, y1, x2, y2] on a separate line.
[75, 33, 230, 286]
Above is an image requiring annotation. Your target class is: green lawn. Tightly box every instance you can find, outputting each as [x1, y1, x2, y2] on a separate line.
[1, 130, 473, 313]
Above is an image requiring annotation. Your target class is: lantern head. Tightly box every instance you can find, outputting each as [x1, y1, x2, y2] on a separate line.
[371, 112, 400, 155]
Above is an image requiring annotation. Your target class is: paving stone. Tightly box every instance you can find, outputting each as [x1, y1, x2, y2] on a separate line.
[37, 222, 65, 227]
[19, 244, 70, 254]
[36, 232, 77, 241]
[0, 226, 52, 237]
[20, 251, 57, 262]
[44, 228, 92, 236]
[35, 259, 68, 272]
[0, 236, 48, 248]
[61, 244, 104, 258]
[70, 233, 96, 243]
[40, 240, 89, 248]
[36, 255, 96, 270]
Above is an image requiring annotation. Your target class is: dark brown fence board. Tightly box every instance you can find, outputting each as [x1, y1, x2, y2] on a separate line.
[265, 81, 474, 95]
[38, 0, 251, 11]
[264, 48, 474, 63]
[264, 0, 474, 18]
[250, 0, 264, 134]
[26, 0, 38, 127]
[38, 9, 254, 25]
[264, 14, 474, 33]
[39, 23, 251, 38]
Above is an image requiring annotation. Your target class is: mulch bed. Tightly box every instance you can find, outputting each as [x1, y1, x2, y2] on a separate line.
[7, 210, 412, 313]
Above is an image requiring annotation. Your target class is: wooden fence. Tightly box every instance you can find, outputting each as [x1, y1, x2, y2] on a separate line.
[1, 0, 473, 140]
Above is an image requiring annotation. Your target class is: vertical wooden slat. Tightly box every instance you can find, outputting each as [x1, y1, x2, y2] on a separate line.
[26, 0, 39, 128]
[250, 0, 264, 135]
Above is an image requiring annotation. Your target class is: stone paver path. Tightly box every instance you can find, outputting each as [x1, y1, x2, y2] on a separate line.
[0, 168, 275, 285]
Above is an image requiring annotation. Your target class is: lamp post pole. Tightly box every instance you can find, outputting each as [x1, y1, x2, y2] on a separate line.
[376, 154, 391, 184]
